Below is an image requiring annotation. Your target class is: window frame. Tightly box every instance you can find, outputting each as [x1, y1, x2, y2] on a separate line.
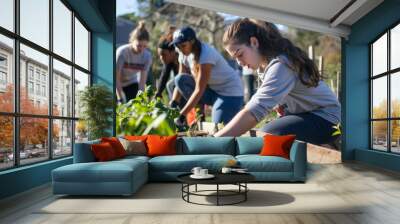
[0, 0, 92, 171]
[369, 20, 400, 154]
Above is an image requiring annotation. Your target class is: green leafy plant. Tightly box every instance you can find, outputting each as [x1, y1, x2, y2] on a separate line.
[79, 84, 114, 140]
[117, 86, 180, 136]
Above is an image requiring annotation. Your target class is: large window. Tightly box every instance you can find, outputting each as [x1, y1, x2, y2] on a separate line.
[370, 23, 400, 154]
[0, 0, 91, 171]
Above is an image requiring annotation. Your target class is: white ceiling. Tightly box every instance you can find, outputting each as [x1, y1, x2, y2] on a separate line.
[167, 0, 384, 37]
[229, 0, 352, 22]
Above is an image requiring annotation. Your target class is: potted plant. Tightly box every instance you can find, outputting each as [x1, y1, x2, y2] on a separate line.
[79, 84, 114, 140]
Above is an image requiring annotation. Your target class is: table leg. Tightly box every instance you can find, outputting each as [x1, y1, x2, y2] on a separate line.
[195, 184, 197, 192]
[245, 183, 247, 201]
[217, 184, 219, 206]
[187, 184, 190, 202]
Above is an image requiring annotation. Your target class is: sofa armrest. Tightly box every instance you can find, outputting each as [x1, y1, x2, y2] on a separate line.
[73, 140, 100, 163]
[289, 140, 307, 181]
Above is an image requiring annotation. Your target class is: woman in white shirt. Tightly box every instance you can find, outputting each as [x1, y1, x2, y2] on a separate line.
[116, 21, 152, 102]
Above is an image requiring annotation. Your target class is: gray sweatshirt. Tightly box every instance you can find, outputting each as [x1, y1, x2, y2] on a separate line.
[245, 55, 341, 125]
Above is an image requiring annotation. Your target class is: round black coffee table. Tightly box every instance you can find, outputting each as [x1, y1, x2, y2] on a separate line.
[177, 173, 255, 206]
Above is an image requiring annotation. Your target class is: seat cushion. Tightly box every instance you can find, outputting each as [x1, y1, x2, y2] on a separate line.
[236, 155, 293, 172]
[52, 159, 147, 183]
[149, 154, 235, 172]
[178, 137, 235, 155]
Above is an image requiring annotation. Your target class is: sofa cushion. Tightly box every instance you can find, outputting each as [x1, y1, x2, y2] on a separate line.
[91, 142, 118, 161]
[148, 154, 235, 172]
[101, 137, 127, 158]
[178, 137, 235, 155]
[147, 135, 177, 157]
[73, 139, 100, 163]
[52, 159, 147, 183]
[236, 155, 293, 172]
[119, 138, 147, 156]
[260, 134, 296, 159]
[236, 137, 263, 155]
[115, 155, 150, 163]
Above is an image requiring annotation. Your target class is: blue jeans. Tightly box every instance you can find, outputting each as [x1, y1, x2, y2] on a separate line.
[261, 112, 339, 145]
[175, 73, 243, 124]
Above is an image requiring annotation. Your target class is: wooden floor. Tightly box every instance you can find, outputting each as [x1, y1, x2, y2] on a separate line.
[1, 162, 400, 224]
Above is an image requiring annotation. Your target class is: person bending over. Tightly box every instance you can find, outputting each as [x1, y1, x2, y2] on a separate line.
[170, 26, 244, 127]
[215, 18, 341, 145]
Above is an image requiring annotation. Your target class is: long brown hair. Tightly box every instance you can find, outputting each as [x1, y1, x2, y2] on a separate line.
[191, 38, 202, 75]
[223, 18, 320, 87]
[129, 20, 150, 42]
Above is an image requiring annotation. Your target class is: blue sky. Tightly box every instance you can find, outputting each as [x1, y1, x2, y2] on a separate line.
[117, 0, 139, 16]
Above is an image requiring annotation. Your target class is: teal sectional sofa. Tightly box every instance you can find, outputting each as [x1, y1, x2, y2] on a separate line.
[52, 137, 307, 196]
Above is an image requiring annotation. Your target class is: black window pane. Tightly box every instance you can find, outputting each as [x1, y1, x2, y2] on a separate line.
[391, 24, 400, 70]
[20, 44, 49, 115]
[372, 33, 387, 76]
[391, 72, 400, 118]
[74, 18, 89, 70]
[0, 35, 14, 113]
[0, 116, 14, 170]
[0, 0, 14, 31]
[53, 119, 72, 158]
[75, 120, 88, 143]
[53, 0, 72, 60]
[20, 117, 49, 165]
[74, 69, 89, 118]
[20, 0, 49, 49]
[372, 121, 388, 151]
[372, 77, 387, 119]
[53, 59, 72, 117]
[391, 120, 400, 153]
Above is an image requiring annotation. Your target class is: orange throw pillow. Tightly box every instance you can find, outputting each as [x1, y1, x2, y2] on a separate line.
[91, 142, 117, 161]
[101, 137, 126, 158]
[260, 134, 296, 159]
[146, 135, 177, 157]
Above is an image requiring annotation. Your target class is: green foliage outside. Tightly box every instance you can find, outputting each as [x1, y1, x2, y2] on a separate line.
[116, 86, 180, 136]
[79, 84, 114, 140]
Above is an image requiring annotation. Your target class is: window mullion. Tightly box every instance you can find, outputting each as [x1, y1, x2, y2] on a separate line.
[370, 45, 373, 149]
[13, 0, 20, 167]
[71, 11, 76, 154]
[49, 0, 53, 160]
[387, 30, 391, 152]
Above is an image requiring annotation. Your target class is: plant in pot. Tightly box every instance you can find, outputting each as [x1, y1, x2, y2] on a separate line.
[116, 86, 180, 136]
[79, 84, 114, 140]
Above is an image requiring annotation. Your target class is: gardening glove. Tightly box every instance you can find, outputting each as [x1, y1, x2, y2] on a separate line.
[174, 114, 187, 131]
[169, 100, 179, 109]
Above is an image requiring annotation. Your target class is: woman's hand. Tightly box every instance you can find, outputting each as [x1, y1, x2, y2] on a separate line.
[214, 108, 258, 137]
[275, 104, 285, 117]
[180, 64, 212, 116]
[174, 114, 188, 131]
